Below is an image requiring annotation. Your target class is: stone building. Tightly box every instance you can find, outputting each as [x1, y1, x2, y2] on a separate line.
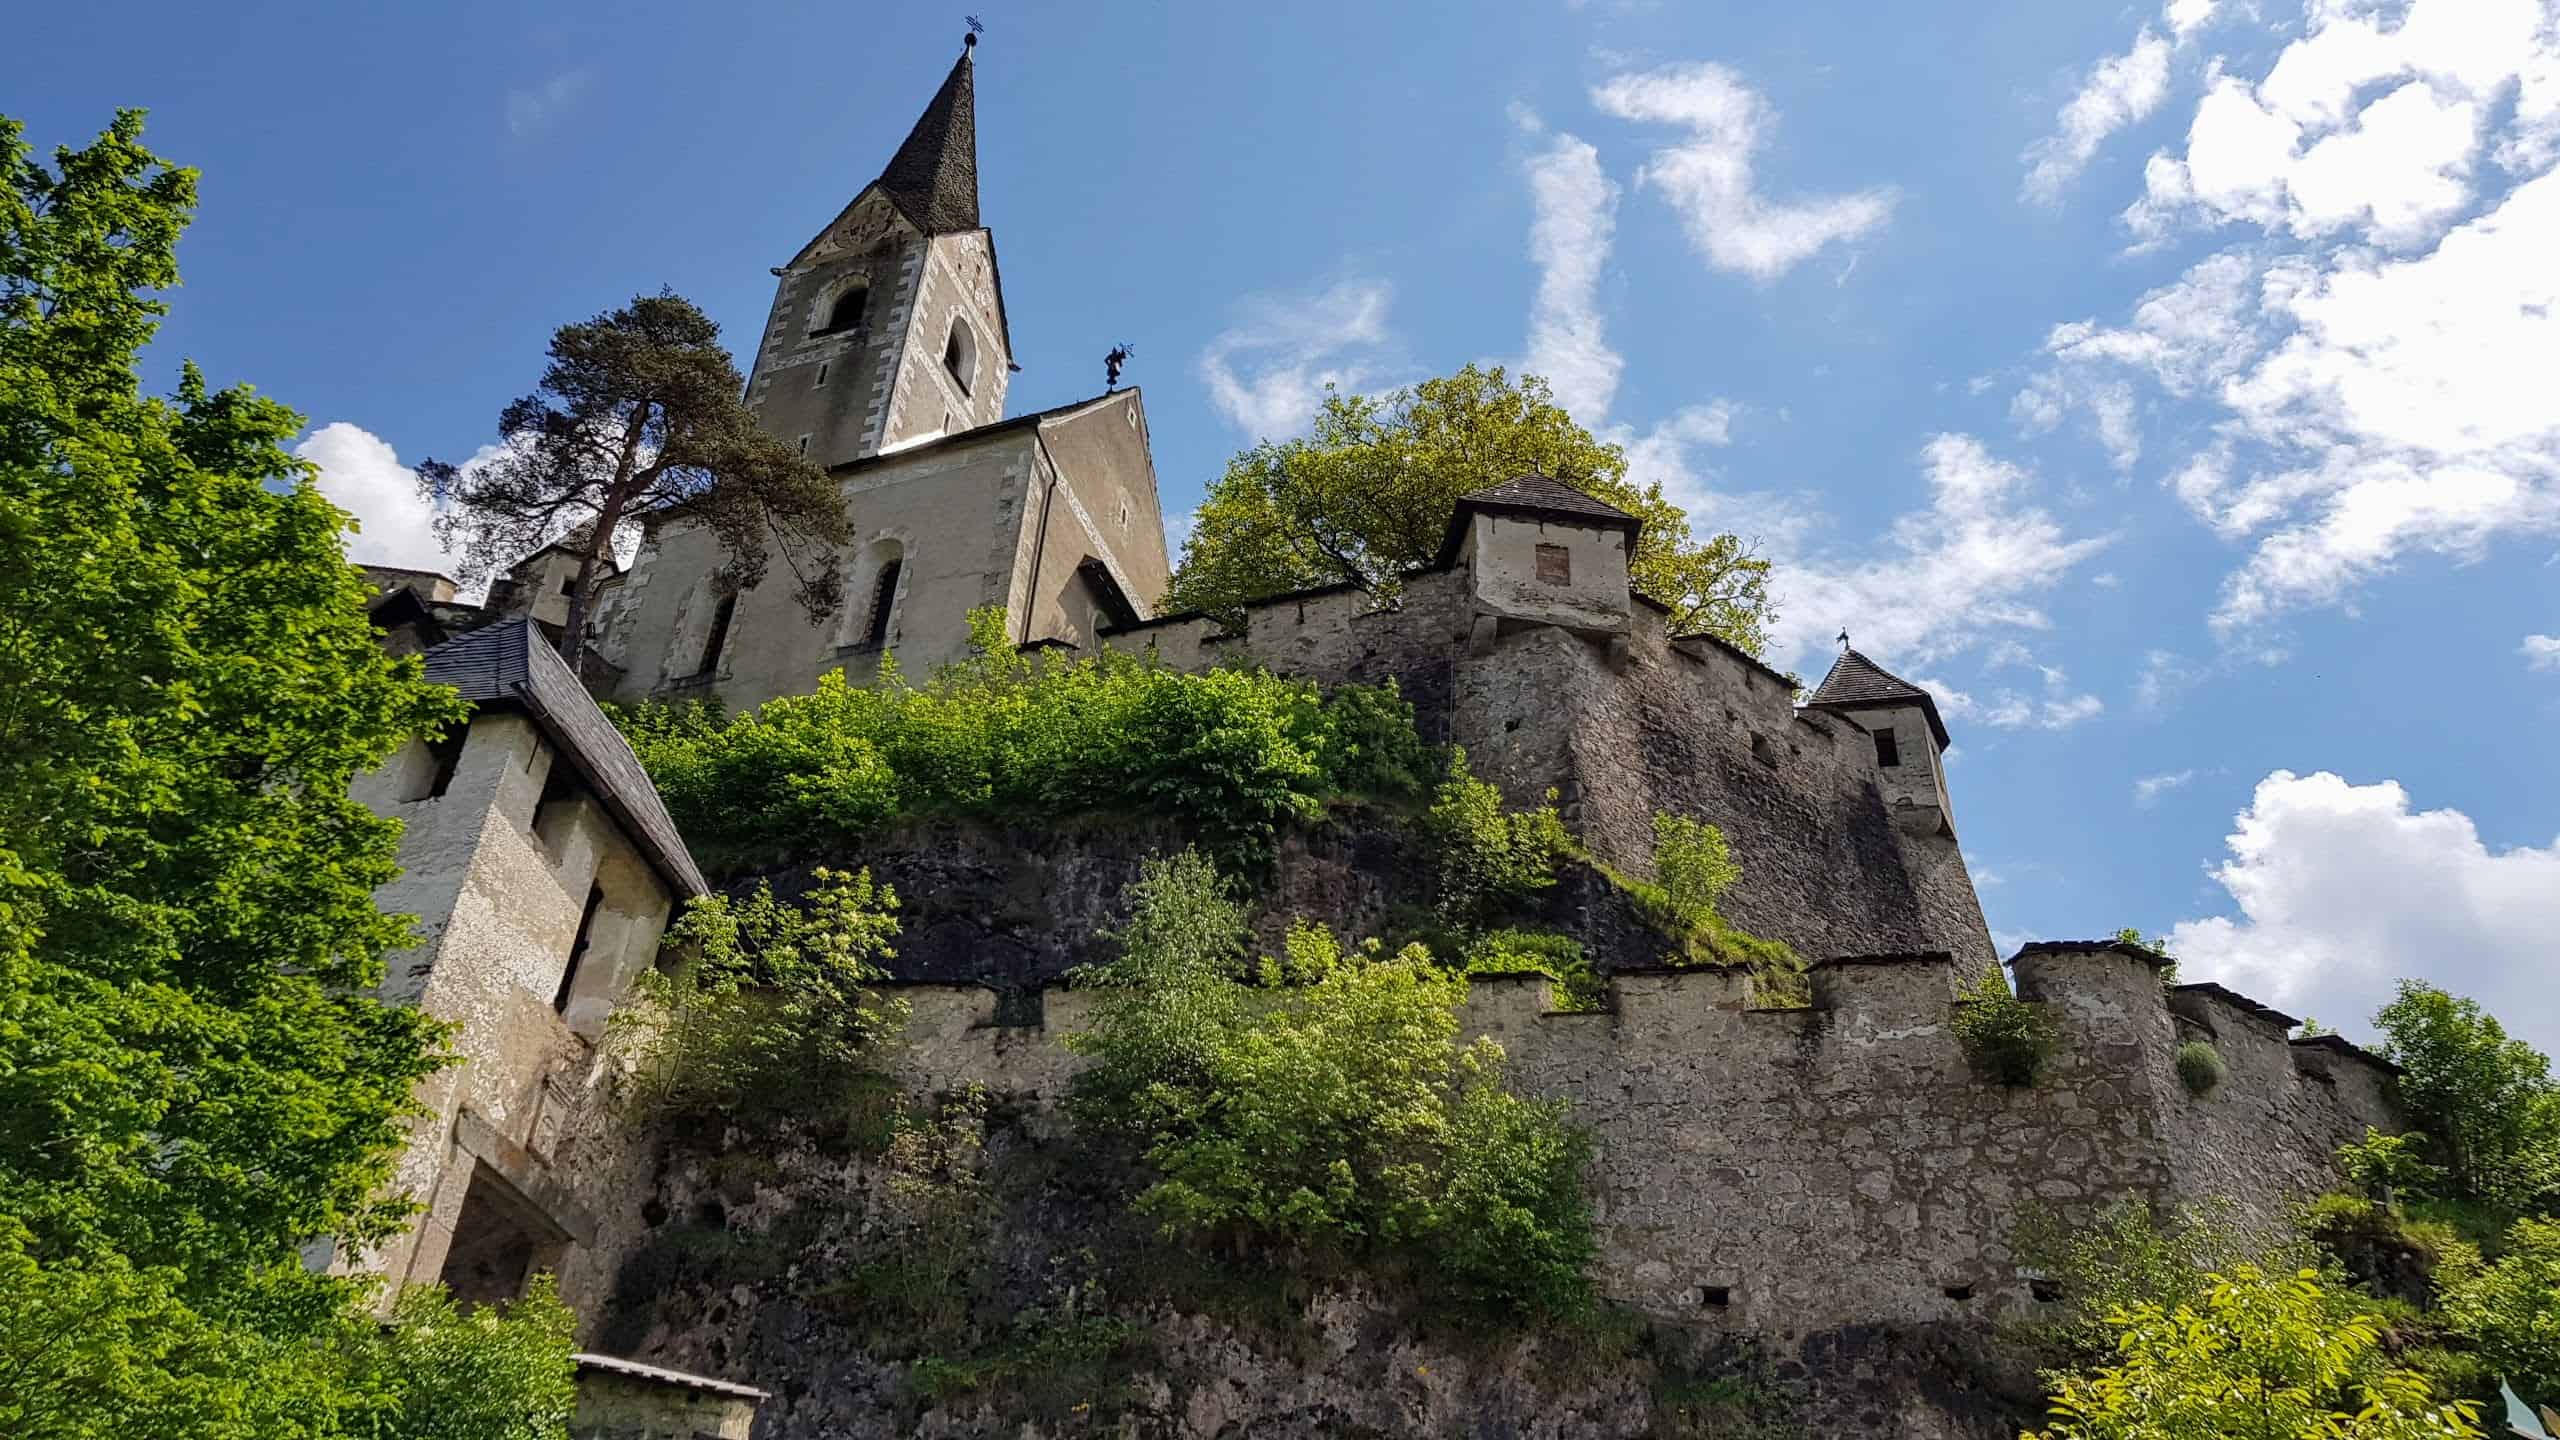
[590, 35, 1169, 708]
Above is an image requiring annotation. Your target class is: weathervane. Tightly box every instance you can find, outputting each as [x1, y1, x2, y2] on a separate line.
[1105, 343, 1134, 392]
[965, 15, 984, 46]
[1836, 628, 1850, 651]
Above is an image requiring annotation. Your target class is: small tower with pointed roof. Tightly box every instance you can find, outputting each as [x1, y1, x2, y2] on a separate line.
[743, 34, 1012, 465]
[1803, 648, 1958, 839]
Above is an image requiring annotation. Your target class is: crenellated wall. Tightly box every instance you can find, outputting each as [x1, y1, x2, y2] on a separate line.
[844, 941, 2396, 1332]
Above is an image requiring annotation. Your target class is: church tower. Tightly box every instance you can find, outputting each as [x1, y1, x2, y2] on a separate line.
[742, 35, 1013, 465]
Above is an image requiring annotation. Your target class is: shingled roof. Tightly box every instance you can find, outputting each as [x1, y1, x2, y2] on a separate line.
[1802, 648, 1950, 749]
[1434, 474, 1641, 566]
[875, 41, 980, 235]
[421, 620, 707, 897]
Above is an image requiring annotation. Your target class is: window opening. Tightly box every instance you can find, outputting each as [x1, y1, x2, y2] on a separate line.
[554, 884, 605, 1014]
[1535, 543, 1572, 585]
[816, 284, 866, 336]
[1942, 1283, 1975, 1302]
[698, 592, 737, 677]
[1873, 726, 1901, 769]
[863, 560, 902, 649]
[796, 434, 811, 456]
[813, 360, 829, 388]
[417, 730, 468, 800]
[943, 318, 975, 395]
[1700, 1286, 1731, 1309]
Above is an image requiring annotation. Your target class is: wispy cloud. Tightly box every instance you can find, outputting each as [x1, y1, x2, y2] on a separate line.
[1196, 278, 1396, 438]
[2132, 769, 2195, 806]
[506, 68, 594, 138]
[2526, 633, 2560, 672]
[1514, 106, 1623, 422]
[1591, 62, 1896, 282]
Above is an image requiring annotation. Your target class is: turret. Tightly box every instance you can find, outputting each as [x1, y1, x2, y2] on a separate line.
[1803, 647, 1957, 839]
[1437, 474, 1641, 656]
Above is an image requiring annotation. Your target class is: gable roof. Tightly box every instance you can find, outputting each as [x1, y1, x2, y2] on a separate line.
[420, 620, 706, 897]
[1803, 648, 1950, 749]
[876, 42, 980, 235]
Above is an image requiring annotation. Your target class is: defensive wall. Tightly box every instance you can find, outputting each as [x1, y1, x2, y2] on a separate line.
[864, 939, 2397, 1333]
[1100, 546, 1997, 967]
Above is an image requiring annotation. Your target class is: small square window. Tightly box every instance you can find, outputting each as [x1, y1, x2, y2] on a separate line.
[1873, 726, 1901, 769]
[1535, 543, 1572, 585]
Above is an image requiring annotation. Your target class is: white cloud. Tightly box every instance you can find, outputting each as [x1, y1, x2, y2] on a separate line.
[2133, 769, 2195, 806]
[2024, 28, 2177, 204]
[298, 422, 451, 574]
[1196, 279, 1396, 438]
[506, 69, 593, 138]
[1764, 433, 2113, 673]
[1591, 62, 1896, 282]
[1516, 113, 1624, 422]
[1164, 508, 1197, 559]
[2525, 633, 2560, 671]
[2136, 648, 2206, 710]
[2167, 771, 2560, 1051]
[1970, 657, 2107, 730]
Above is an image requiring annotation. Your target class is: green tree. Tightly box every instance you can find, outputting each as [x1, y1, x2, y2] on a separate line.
[1164, 365, 1777, 652]
[2372, 982, 2559, 1210]
[2440, 1217, 2560, 1409]
[420, 289, 851, 659]
[2027, 1265, 2482, 1440]
[0, 108, 461, 1288]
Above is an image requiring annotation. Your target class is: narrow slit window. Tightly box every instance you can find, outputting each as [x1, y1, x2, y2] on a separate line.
[1873, 726, 1902, 769]
[943, 318, 976, 395]
[698, 593, 737, 677]
[863, 560, 902, 649]
[554, 884, 605, 1014]
[813, 361, 829, 388]
[796, 434, 811, 456]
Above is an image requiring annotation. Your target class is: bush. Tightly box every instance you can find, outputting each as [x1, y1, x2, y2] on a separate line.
[618, 868, 908, 1124]
[611, 609, 1439, 873]
[2372, 981, 2560, 1212]
[1464, 929, 1603, 1013]
[1067, 852, 1595, 1318]
[2440, 1215, 2560, 1408]
[1425, 748, 1571, 924]
[2013, 1197, 2316, 1364]
[1655, 813, 1740, 924]
[2175, 1040, 2225, 1096]
[2340, 1128, 2444, 1203]
[1597, 814, 1800, 1002]
[1953, 962, 2054, 1087]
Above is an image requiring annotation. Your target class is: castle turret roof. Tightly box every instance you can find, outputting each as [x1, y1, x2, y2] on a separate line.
[876, 40, 981, 235]
[1804, 648, 1950, 749]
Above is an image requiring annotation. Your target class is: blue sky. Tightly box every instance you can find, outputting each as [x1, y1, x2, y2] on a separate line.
[19, 0, 2559, 1048]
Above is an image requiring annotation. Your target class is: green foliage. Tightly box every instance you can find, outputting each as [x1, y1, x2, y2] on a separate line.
[2015, 1198, 2313, 1365]
[2373, 983, 2560, 1213]
[2174, 1041, 2225, 1097]
[1465, 929, 1604, 1013]
[1067, 852, 1595, 1318]
[2114, 927, 2178, 985]
[614, 619, 1438, 872]
[2341, 1129, 2445, 1203]
[420, 289, 851, 658]
[2025, 1264, 2483, 1440]
[0, 1215, 577, 1440]
[1656, 814, 1742, 925]
[1953, 962, 2056, 1087]
[2439, 1216, 2560, 1409]
[619, 868, 908, 1123]
[1425, 748, 1572, 925]
[1163, 365, 1778, 651]
[1617, 813, 1803, 1003]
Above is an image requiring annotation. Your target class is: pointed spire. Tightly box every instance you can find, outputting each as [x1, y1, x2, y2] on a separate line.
[875, 38, 981, 235]
[1804, 648, 1951, 748]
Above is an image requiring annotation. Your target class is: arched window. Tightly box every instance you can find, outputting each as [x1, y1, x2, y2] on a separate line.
[814, 283, 867, 336]
[697, 592, 737, 677]
[943, 317, 976, 396]
[862, 559, 902, 649]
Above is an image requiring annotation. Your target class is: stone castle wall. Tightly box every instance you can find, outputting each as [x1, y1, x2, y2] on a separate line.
[1106, 563, 1997, 965]
[865, 941, 2396, 1333]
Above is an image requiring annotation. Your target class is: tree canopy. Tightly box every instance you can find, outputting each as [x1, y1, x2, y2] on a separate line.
[2375, 981, 2560, 1212]
[0, 107, 570, 1438]
[1163, 365, 1777, 654]
[420, 290, 851, 659]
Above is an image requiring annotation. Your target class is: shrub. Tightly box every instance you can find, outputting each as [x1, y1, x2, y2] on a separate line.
[2439, 1215, 2560, 1410]
[339, 1275, 582, 1440]
[1655, 813, 1741, 925]
[2175, 1040, 2225, 1096]
[618, 868, 908, 1123]
[1464, 929, 1603, 1013]
[2025, 1265, 2481, 1440]
[1953, 962, 2054, 1087]
[1425, 749, 1571, 924]
[611, 610, 1438, 873]
[1600, 814, 1801, 1003]
[2013, 1197, 2315, 1364]
[2340, 1127, 2443, 1202]
[1067, 852, 1594, 1318]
